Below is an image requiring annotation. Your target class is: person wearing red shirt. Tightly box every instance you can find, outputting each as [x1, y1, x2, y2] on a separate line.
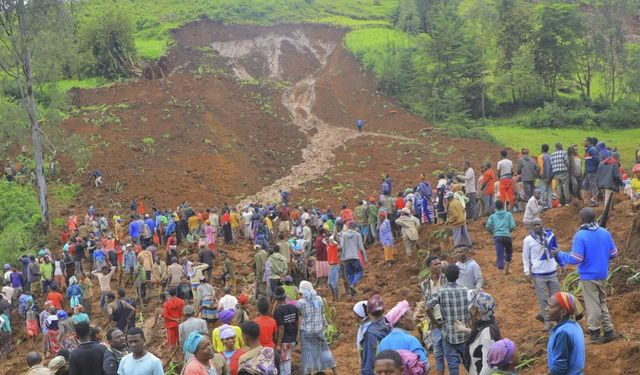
[314, 229, 328, 287]
[47, 285, 64, 310]
[166, 233, 177, 255]
[253, 298, 277, 348]
[60, 228, 70, 246]
[326, 236, 340, 302]
[163, 287, 186, 347]
[395, 193, 405, 210]
[339, 204, 354, 224]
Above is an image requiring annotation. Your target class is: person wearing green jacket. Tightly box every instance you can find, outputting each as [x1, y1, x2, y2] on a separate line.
[39, 256, 55, 295]
[486, 200, 517, 275]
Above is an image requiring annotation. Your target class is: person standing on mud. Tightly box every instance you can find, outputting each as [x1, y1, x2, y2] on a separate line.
[457, 160, 478, 220]
[486, 200, 516, 275]
[554, 207, 619, 344]
[445, 192, 471, 248]
[340, 221, 367, 297]
[496, 150, 514, 211]
[395, 208, 420, 257]
[426, 264, 470, 375]
[522, 218, 563, 331]
[356, 119, 364, 132]
[551, 143, 571, 207]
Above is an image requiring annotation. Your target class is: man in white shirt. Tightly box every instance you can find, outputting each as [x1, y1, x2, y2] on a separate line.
[496, 150, 515, 211]
[218, 287, 238, 311]
[522, 218, 563, 331]
[523, 189, 542, 228]
[242, 208, 254, 240]
[457, 160, 477, 220]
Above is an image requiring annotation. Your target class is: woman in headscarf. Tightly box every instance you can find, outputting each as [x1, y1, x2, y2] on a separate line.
[195, 277, 218, 323]
[454, 290, 501, 375]
[212, 310, 244, 352]
[547, 292, 585, 375]
[237, 320, 277, 375]
[353, 300, 369, 362]
[204, 220, 216, 250]
[45, 306, 61, 355]
[377, 300, 427, 362]
[66, 276, 83, 309]
[297, 281, 337, 375]
[378, 211, 394, 267]
[213, 325, 246, 375]
[182, 331, 217, 375]
[487, 339, 518, 375]
[221, 211, 233, 244]
[57, 310, 79, 351]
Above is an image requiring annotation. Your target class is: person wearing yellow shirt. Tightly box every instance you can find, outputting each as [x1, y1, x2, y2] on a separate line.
[230, 209, 240, 239]
[212, 309, 244, 352]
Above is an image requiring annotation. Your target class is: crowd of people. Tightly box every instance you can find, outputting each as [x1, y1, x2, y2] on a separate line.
[1, 136, 635, 375]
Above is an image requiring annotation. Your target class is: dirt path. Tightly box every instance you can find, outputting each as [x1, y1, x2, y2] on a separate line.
[211, 29, 413, 205]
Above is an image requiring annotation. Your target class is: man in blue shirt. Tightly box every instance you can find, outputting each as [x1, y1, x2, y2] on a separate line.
[117, 327, 164, 375]
[356, 119, 364, 132]
[554, 207, 618, 344]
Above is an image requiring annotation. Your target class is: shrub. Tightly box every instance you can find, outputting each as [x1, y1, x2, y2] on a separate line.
[0, 182, 42, 266]
[78, 6, 137, 78]
[522, 102, 597, 128]
[597, 101, 640, 129]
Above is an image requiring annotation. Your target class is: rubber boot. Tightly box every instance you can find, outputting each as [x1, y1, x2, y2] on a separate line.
[602, 330, 619, 343]
[504, 261, 511, 275]
[590, 329, 603, 344]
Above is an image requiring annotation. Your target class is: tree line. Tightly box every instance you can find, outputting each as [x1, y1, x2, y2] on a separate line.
[385, 0, 640, 124]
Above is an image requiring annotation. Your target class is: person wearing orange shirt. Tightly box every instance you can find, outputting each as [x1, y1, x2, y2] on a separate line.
[163, 287, 186, 347]
[326, 236, 340, 302]
[47, 284, 64, 310]
[479, 162, 496, 217]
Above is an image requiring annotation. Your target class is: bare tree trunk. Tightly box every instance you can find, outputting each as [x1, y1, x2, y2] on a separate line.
[17, 0, 48, 231]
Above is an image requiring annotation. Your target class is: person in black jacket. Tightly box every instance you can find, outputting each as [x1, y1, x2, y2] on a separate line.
[103, 328, 130, 375]
[69, 322, 107, 375]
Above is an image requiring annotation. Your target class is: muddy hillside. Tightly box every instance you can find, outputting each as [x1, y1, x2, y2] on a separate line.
[6, 20, 638, 375]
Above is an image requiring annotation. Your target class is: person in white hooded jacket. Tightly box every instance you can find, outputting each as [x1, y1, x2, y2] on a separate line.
[522, 218, 565, 331]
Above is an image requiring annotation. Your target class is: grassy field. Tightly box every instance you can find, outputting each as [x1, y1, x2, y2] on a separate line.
[486, 125, 639, 169]
[344, 28, 413, 75]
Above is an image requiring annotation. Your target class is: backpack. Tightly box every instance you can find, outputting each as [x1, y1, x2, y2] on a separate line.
[397, 350, 430, 375]
[141, 223, 151, 239]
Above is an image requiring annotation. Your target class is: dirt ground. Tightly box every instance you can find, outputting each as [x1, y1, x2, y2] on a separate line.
[6, 21, 640, 374]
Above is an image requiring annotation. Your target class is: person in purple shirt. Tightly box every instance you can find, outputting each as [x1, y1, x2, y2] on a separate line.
[553, 207, 618, 344]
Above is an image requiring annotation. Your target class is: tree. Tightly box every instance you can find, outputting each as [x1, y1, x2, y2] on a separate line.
[413, 0, 485, 120]
[394, 0, 422, 34]
[496, 0, 534, 103]
[588, 0, 630, 103]
[532, 4, 581, 99]
[77, 6, 137, 78]
[462, 0, 498, 118]
[0, 0, 62, 231]
[625, 44, 640, 102]
[572, 12, 602, 101]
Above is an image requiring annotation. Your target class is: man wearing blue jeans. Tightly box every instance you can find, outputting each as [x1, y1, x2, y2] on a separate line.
[486, 199, 516, 275]
[539, 144, 553, 209]
[426, 264, 470, 375]
[420, 255, 447, 374]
